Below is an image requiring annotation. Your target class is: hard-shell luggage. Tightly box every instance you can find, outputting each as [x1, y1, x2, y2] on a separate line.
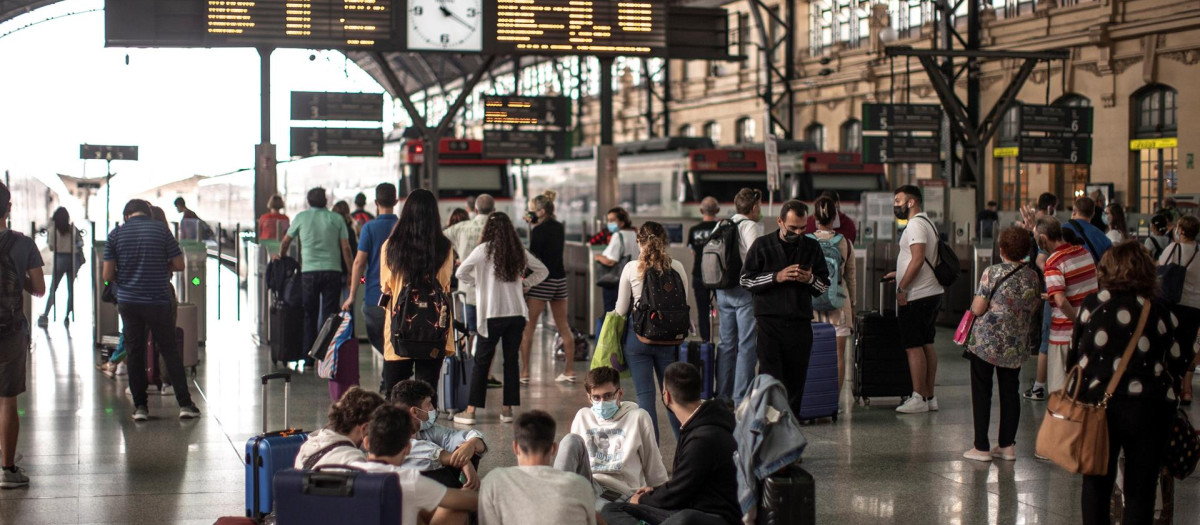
[438, 293, 473, 413]
[677, 340, 716, 399]
[757, 465, 816, 525]
[245, 373, 307, 520]
[328, 336, 361, 402]
[270, 300, 306, 365]
[799, 322, 839, 421]
[177, 303, 200, 372]
[273, 466, 402, 525]
[852, 281, 913, 405]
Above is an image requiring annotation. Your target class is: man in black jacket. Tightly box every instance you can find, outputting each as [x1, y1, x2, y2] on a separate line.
[600, 362, 739, 525]
[740, 200, 831, 419]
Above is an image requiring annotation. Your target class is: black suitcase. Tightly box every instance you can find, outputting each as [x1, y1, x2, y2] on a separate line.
[852, 281, 913, 406]
[271, 300, 306, 365]
[757, 465, 816, 525]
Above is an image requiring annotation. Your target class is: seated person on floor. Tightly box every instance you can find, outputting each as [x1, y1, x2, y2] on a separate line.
[554, 366, 668, 503]
[391, 379, 485, 490]
[294, 387, 384, 469]
[350, 405, 477, 525]
[600, 362, 740, 525]
[479, 410, 602, 525]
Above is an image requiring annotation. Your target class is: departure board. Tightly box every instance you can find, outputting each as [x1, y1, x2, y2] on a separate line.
[489, 0, 667, 56]
[206, 0, 396, 49]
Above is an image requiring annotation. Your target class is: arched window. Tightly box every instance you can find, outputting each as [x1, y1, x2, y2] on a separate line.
[735, 117, 756, 144]
[678, 124, 695, 138]
[840, 119, 861, 153]
[805, 123, 825, 150]
[705, 121, 721, 145]
[1131, 85, 1179, 213]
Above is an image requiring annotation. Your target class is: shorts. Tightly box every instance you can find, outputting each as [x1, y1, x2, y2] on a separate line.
[898, 294, 941, 349]
[0, 329, 29, 397]
[527, 277, 568, 301]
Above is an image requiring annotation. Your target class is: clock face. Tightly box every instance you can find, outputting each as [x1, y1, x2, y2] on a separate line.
[407, 0, 483, 52]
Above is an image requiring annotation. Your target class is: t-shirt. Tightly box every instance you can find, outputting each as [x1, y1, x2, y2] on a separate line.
[686, 220, 717, 280]
[569, 401, 668, 495]
[602, 229, 640, 264]
[357, 213, 398, 306]
[257, 213, 289, 241]
[103, 217, 182, 305]
[349, 460, 447, 525]
[445, 214, 487, 305]
[895, 213, 944, 301]
[479, 466, 597, 525]
[1043, 244, 1098, 345]
[1, 229, 43, 327]
[286, 208, 349, 273]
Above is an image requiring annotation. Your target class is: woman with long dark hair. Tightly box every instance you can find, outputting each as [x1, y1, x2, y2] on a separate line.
[518, 190, 577, 383]
[453, 212, 548, 424]
[38, 207, 82, 328]
[1104, 202, 1129, 244]
[380, 189, 455, 395]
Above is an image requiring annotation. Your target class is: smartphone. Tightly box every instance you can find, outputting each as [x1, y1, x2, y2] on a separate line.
[881, 276, 896, 283]
[799, 264, 812, 271]
[378, 294, 391, 308]
[526, 211, 538, 224]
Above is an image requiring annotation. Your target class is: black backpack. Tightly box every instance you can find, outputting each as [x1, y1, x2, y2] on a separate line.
[914, 216, 959, 287]
[390, 275, 451, 359]
[0, 232, 26, 337]
[267, 256, 303, 307]
[700, 219, 745, 289]
[633, 267, 691, 344]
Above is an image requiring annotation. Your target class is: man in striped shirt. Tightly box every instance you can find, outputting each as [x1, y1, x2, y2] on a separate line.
[1036, 217, 1098, 394]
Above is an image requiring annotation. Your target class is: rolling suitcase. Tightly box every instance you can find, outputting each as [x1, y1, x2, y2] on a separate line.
[270, 299, 306, 365]
[245, 373, 307, 520]
[438, 293, 474, 413]
[274, 467, 402, 525]
[852, 281, 913, 406]
[757, 464, 816, 525]
[799, 322, 839, 422]
[677, 340, 716, 399]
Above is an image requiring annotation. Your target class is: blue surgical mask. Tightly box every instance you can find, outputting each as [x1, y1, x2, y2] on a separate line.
[419, 408, 437, 431]
[606, 222, 619, 233]
[591, 400, 619, 420]
[1102, 214, 1111, 226]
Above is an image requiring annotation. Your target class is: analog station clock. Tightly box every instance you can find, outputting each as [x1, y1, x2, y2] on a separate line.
[407, 0, 484, 52]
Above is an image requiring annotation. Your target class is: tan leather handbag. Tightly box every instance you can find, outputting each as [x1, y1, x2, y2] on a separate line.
[1035, 302, 1150, 476]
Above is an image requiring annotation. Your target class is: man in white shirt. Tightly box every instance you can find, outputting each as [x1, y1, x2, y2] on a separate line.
[553, 367, 669, 507]
[714, 188, 764, 405]
[350, 405, 477, 525]
[480, 411, 600, 525]
[883, 185, 945, 414]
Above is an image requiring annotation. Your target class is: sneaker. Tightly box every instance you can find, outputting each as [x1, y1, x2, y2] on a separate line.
[963, 449, 992, 462]
[928, 397, 939, 411]
[160, 384, 175, 397]
[499, 410, 515, 423]
[452, 413, 477, 425]
[487, 377, 503, 389]
[991, 446, 1017, 461]
[0, 466, 29, 489]
[115, 363, 128, 377]
[36, 315, 47, 328]
[896, 393, 929, 414]
[179, 405, 201, 419]
[132, 406, 150, 421]
[1034, 453, 1050, 462]
[554, 373, 577, 383]
[1023, 385, 1046, 401]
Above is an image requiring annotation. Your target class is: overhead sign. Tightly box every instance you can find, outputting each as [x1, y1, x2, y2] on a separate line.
[80, 144, 139, 161]
[764, 134, 780, 191]
[483, 130, 567, 160]
[291, 92, 384, 122]
[482, 96, 570, 126]
[1017, 136, 1092, 164]
[1020, 104, 1093, 134]
[1130, 137, 1178, 150]
[290, 127, 384, 157]
[862, 104, 943, 132]
[992, 147, 1019, 158]
[488, 0, 668, 56]
[862, 134, 941, 164]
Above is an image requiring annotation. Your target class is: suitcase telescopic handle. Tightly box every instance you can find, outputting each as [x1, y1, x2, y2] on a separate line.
[261, 373, 292, 433]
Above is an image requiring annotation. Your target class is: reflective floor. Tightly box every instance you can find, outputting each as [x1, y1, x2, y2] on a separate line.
[5, 273, 1199, 524]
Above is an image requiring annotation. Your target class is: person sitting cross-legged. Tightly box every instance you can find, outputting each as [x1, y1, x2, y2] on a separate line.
[390, 379, 486, 490]
[293, 387, 385, 469]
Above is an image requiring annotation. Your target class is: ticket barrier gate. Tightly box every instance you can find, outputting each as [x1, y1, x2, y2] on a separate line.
[176, 240, 207, 345]
[92, 241, 120, 347]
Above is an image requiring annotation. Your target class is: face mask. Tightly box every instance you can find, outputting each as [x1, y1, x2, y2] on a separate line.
[893, 203, 910, 221]
[607, 222, 619, 233]
[782, 230, 802, 244]
[1102, 214, 1111, 226]
[419, 408, 437, 431]
[591, 399, 619, 420]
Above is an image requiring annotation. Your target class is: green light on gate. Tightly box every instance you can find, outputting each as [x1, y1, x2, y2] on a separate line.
[191, 277, 201, 286]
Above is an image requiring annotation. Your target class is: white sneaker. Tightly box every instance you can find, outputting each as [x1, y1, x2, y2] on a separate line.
[896, 393, 929, 414]
[160, 384, 175, 396]
[928, 397, 939, 411]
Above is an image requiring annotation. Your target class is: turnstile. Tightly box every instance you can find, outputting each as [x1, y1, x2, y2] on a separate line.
[92, 242, 120, 346]
[176, 240, 207, 345]
[176, 302, 200, 372]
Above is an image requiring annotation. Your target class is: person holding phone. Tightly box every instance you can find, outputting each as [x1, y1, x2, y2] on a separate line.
[342, 183, 400, 392]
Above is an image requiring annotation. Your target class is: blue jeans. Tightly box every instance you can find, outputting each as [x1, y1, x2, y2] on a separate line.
[624, 328, 680, 443]
[715, 286, 757, 404]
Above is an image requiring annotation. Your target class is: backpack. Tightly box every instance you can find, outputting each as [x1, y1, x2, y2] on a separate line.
[390, 275, 451, 359]
[267, 256, 303, 307]
[0, 231, 25, 337]
[632, 267, 691, 344]
[1066, 219, 1102, 263]
[700, 219, 745, 289]
[914, 216, 959, 287]
[806, 233, 846, 311]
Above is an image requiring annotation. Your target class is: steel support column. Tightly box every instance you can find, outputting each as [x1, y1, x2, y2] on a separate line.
[749, 0, 796, 139]
[253, 46, 277, 224]
[599, 57, 614, 145]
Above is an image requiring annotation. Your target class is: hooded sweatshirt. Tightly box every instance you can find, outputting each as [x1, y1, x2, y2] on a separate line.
[638, 401, 740, 523]
[293, 428, 365, 469]
[570, 401, 668, 495]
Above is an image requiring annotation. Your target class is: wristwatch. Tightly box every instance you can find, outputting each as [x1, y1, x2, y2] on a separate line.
[897, 286, 907, 294]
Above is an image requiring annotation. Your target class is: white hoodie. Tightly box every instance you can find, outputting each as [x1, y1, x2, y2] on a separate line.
[293, 428, 366, 469]
[569, 401, 668, 495]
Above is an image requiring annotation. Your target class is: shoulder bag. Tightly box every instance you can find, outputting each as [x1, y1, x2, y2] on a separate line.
[1156, 243, 1197, 305]
[1035, 302, 1150, 476]
[595, 231, 629, 287]
[953, 264, 1025, 346]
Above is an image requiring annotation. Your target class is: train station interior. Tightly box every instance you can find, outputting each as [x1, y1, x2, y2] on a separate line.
[2, 0, 1200, 523]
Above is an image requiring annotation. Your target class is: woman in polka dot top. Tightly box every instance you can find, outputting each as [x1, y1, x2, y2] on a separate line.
[1067, 241, 1194, 525]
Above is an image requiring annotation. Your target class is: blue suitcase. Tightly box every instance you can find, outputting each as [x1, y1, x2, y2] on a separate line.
[438, 317, 474, 414]
[274, 467, 402, 525]
[245, 373, 307, 519]
[678, 341, 716, 400]
[799, 322, 839, 422]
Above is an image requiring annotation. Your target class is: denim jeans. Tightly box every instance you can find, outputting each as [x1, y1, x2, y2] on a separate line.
[624, 328, 680, 443]
[692, 278, 712, 342]
[302, 271, 343, 359]
[42, 253, 76, 317]
[600, 502, 728, 525]
[715, 286, 757, 404]
[118, 303, 193, 409]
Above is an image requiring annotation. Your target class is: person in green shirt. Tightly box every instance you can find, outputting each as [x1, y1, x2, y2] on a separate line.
[278, 187, 353, 363]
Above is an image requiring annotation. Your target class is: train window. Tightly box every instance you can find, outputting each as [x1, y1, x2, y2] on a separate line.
[693, 173, 770, 203]
[438, 165, 507, 198]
